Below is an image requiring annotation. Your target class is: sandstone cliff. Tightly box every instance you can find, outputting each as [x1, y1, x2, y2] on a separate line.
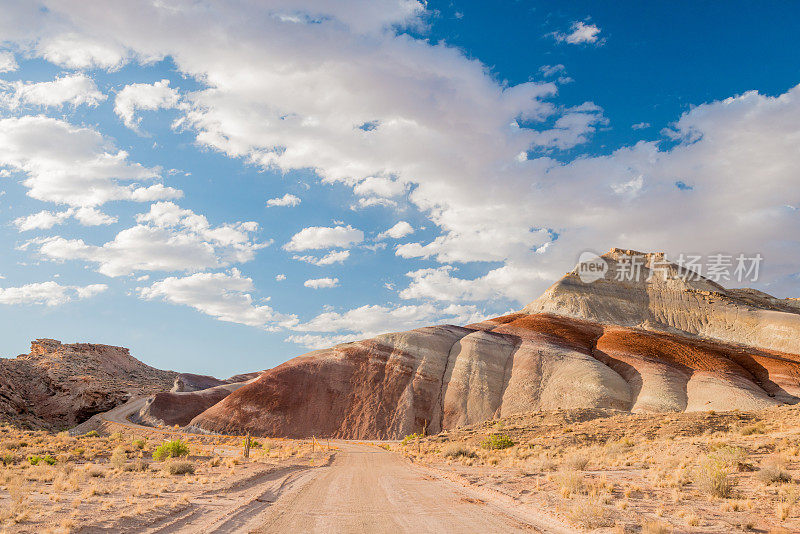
[0, 339, 176, 429]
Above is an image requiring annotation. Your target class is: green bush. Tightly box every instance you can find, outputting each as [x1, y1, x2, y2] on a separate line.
[481, 434, 515, 450]
[1, 454, 15, 465]
[28, 454, 56, 466]
[153, 439, 190, 461]
[242, 437, 261, 449]
[82, 430, 99, 438]
[401, 433, 423, 445]
[131, 438, 147, 450]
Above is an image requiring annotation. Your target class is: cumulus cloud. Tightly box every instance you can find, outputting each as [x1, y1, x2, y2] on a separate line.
[293, 250, 350, 266]
[632, 122, 651, 130]
[3, 1, 800, 323]
[377, 221, 413, 240]
[0, 51, 17, 73]
[275, 273, 286, 281]
[284, 225, 363, 251]
[13, 207, 117, 231]
[0, 281, 107, 306]
[304, 277, 339, 289]
[266, 193, 301, 207]
[138, 269, 296, 329]
[1, 73, 106, 108]
[0, 116, 181, 207]
[114, 79, 181, 131]
[30, 202, 265, 277]
[286, 302, 484, 348]
[551, 21, 603, 45]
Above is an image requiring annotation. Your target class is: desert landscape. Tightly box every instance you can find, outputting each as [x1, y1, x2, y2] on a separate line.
[2, 250, 800, 532]
[1, 1, 799, 533]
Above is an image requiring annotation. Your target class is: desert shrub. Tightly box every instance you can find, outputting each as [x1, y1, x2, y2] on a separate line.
[242, 437, 261, 448]
[131, 438, 147, 450]
[757, 454, 792, 484]
[110, 432, 124, 441]
[401, 433, 423, 445]
[696, 454, 736, 498]
[709, 444, 747, 467]
[1, 454, 16, 466]
[556, 470, 585, 496]
[209, 456, 222, 467]
[164, 460, 195, 475]
[564, 451, 590, 471]
[442, 443, 477, 459]
[28, 454, 56, 466]
[3, 441, 22, 450]
[123, 459, 150, 472]
[481, 434, 515, 450]
[740, 422, 766, 435]
[110, 446, 128, 469]
[82, 431, 99, 438]
[153, 439, 190, 461]
[87, 466, 105, 478]
[566, 497, 611, 528]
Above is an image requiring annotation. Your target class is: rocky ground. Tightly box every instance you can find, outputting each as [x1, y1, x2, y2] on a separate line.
[392, 407, 800, 533]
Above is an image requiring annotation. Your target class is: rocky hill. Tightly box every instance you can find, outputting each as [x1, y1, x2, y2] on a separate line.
[0, 339, 176, 429]
[188, 249, 800, 439]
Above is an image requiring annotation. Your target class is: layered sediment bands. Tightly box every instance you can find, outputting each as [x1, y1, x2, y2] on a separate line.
[191, 312, 800, 439]
[524, 249, 800, 355]
[190, 251, 800, 439]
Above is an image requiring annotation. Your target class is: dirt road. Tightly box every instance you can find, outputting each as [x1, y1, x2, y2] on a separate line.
[82, 400, 571, 533]
[253, 442, 570, 534]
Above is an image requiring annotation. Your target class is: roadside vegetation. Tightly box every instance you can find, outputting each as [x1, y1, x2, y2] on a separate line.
[0, 423, 329, 531]
[395, 406, 800, 533]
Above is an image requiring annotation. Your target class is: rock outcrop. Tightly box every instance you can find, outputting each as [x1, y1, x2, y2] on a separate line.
[189, 250, 800, 439]
[0, 339, 176, 429]
[524, 248, 800, 355]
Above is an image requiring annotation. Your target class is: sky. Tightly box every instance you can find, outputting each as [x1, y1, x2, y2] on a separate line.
[0, 1, 799, 376]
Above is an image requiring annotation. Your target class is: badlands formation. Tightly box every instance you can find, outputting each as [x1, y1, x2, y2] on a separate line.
[4, 249, 800, 440]
[189, 249, 800, 439]
[0, 339, 175, 430]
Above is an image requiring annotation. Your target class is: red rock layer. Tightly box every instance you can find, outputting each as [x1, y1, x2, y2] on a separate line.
[189, 314, 800, 439]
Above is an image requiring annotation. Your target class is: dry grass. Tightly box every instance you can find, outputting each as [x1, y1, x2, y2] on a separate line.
[0, 422, 325, 531]
[395, 406, 800, 532]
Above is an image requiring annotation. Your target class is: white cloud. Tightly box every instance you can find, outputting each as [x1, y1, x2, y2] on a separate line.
[353, 176, 406, 198]
[0, 281, 107, 306]
[0, 51, 18, 73]
[138, 269, 296, 329]
[13, 210, 73, 231]
[266, 193, 301, 207]
[377, 221, 413, 239]
[1, 73, 106, 108]
[632, 122, 651, 130]
[3, 1, 800, 314]
[552, 21, 602, 45]
[0, 116, 181, 207]
[539, 64, 565, 77]
[74, 206, 118, 226]
[293, 250, 350, 265]
[114, 79, 181, 131]
[37, 33, 128, 69]
[286, 302, 484, 348]
[275, 273, 286, 281]
[304, 277, 339, 289]
[31, 202, 265, 277]
[13, 206, 117, 231]
[285, 225, 363, 251]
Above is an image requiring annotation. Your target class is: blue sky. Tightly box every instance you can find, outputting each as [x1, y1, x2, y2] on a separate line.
[1, 1, 799, 376]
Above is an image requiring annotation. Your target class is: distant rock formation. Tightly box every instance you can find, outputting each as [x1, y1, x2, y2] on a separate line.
[189, 250, 800, 439]
[0, 339, 176, 429]
[524, 248, 800, 354]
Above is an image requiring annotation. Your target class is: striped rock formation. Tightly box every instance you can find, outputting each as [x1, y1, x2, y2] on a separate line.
[190, 250, 800, 439]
